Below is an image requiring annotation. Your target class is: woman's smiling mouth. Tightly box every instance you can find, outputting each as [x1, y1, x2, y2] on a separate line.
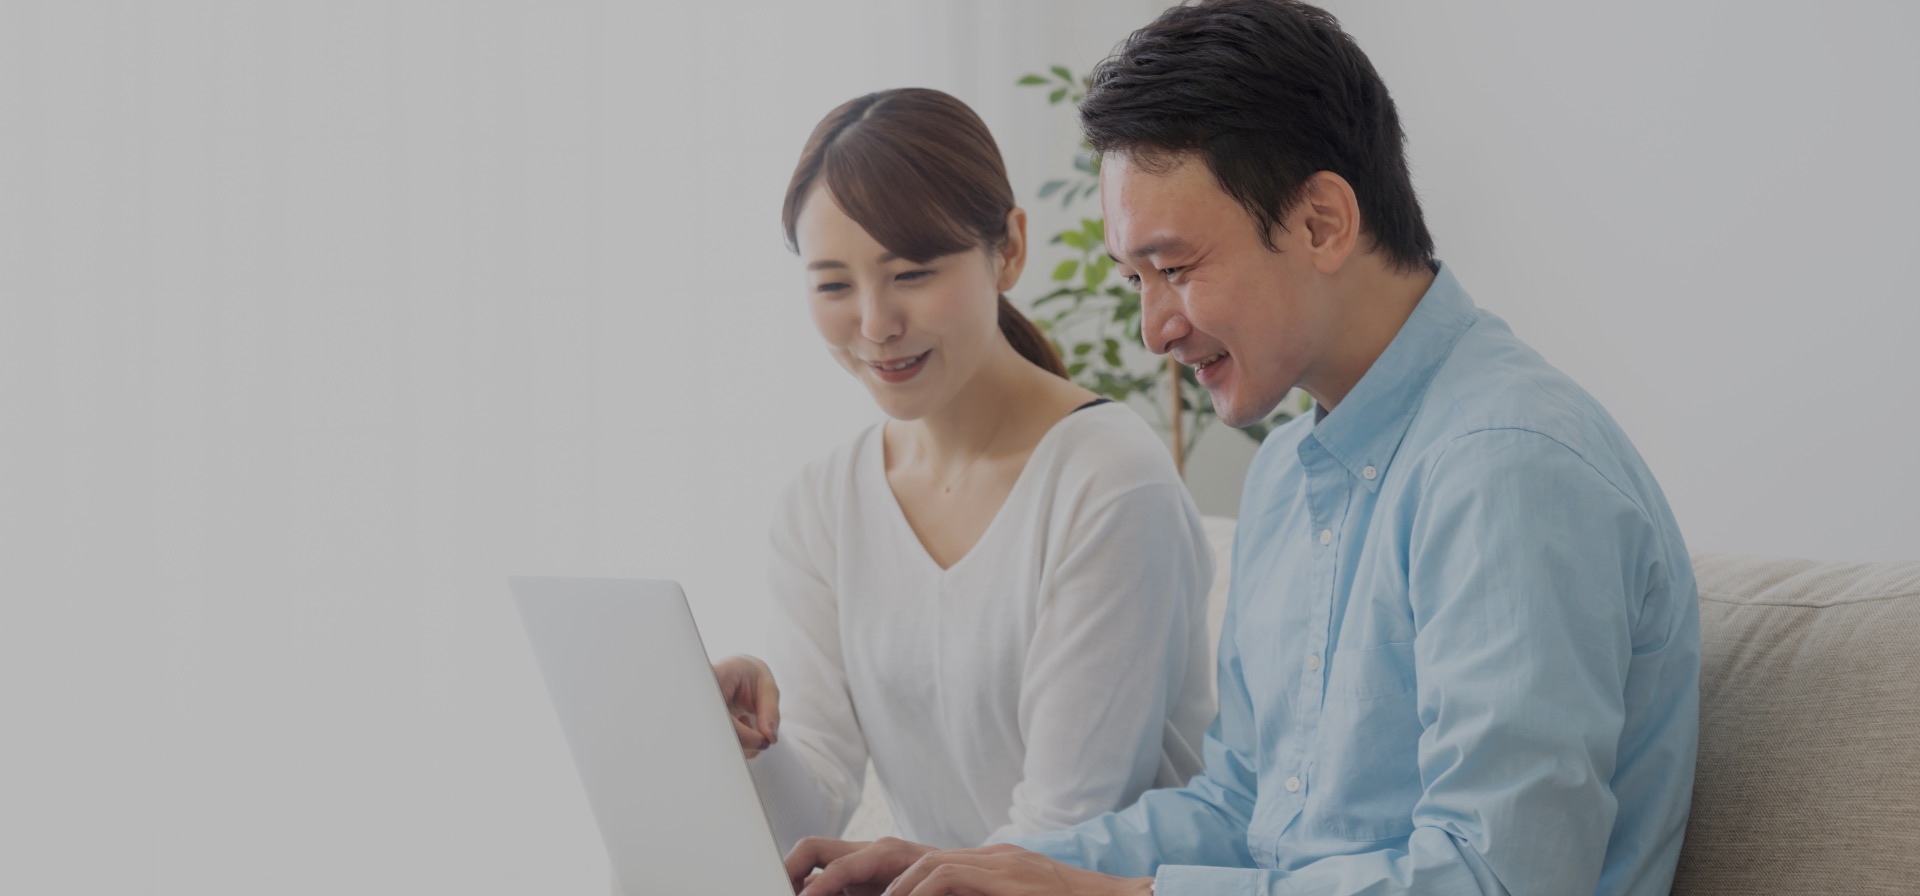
[867, 350, 931, 383]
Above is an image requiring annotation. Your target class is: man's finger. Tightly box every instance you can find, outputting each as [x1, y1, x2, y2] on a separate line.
[800, 839, 922, 896]
[785, 837, 865, 891]
[885, 850, 1003, 896]
[801, 851, 885, 896]
[895, 858, 1004, 896]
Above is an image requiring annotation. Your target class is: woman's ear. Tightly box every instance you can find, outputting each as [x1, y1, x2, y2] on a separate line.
[996, 206, 1029, 292]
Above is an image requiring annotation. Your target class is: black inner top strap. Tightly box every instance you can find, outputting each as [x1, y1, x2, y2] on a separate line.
[1069, 397, 1113, 414]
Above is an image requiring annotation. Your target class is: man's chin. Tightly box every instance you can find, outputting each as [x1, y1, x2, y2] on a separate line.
[1211, 390, 1286, 429]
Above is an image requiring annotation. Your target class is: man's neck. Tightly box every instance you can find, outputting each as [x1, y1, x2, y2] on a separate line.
[1305, 260, 1437, 412]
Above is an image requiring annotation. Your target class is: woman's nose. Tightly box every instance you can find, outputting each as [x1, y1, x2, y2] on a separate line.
[858, 289, 906, 344]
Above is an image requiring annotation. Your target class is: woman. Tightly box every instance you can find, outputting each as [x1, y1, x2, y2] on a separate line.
[715, 87, 1214, 852]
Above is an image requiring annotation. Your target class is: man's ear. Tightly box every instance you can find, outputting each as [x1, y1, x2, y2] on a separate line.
[1296, 171, 1361, 274]
[996, 206, 1029, 292]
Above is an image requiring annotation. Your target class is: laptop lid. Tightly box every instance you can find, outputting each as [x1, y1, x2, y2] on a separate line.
[510, 576, 790, 896]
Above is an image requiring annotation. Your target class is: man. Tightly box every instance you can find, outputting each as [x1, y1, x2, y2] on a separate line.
[787, 1, 1700, 893]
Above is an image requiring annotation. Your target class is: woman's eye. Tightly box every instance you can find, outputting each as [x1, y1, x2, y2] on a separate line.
[895, 269, 934, 282]
[815, 282, 849, 294]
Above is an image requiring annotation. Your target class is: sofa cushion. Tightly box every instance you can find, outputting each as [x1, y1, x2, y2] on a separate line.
[1673, 553, 1920, 895]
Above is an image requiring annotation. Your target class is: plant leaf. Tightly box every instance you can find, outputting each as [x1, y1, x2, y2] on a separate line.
[1051, 65, 1073, 82]
[1018, 73, 1049, 85]
[1057, 230, 1091, 251]
[1084, 257, 1108, 290]
[1051, 259, 1079, 281]
[1038, 179, 1066, 199]
[1049, 87, 1068, 104]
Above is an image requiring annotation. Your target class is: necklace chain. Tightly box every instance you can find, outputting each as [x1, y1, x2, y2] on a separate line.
[932, 416, 1009, 494]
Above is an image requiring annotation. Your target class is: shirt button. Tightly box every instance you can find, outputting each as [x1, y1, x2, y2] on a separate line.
[1285, 775, 1302, 793]
[1362, 465, 1378, 480]
[1319, 529, 1333, 545]
[1306, 654, 1322, 671]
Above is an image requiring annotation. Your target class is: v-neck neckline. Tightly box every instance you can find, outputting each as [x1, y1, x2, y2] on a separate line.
[867, 406, 1099, 575]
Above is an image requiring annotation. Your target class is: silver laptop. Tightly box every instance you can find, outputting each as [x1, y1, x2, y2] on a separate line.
[510, 576, 792, 896]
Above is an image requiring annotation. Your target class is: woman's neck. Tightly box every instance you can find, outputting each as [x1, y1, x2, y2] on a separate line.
[896, 341, 1058, 477]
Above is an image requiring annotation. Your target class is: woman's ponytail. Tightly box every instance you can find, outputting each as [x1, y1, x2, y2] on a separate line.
[997, 295, 1067, 379]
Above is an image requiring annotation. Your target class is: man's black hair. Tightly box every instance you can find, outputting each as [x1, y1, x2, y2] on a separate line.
[1081, 0, 1435, 271]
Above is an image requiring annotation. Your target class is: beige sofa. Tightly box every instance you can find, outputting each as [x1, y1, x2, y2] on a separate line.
[844, 517, 1920, 893]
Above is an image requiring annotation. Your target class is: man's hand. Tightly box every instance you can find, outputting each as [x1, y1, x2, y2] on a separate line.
[786, 836, 934, 896]
[884, 844, 1153, 896]
[712, 655, 780, 758]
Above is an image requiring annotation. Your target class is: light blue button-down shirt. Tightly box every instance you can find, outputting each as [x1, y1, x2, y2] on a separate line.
[1017, 264, 1700, 895]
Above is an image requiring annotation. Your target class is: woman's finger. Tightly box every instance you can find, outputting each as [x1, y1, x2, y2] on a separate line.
[731, 714, 769, 754]
[755, 662, 782, 743]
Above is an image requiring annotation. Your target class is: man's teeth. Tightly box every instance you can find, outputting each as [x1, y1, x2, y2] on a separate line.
[1193, 352, 1226, 370]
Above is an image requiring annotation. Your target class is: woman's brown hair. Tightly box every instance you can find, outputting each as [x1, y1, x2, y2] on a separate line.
[782, 88, 1067, 379]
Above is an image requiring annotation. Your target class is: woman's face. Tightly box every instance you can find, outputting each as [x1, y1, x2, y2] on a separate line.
[793, 183, 1019, 421]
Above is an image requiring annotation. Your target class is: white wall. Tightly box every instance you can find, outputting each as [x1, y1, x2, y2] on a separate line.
[1298, 0, 1920, 562]
[0, 2, 1155, 893]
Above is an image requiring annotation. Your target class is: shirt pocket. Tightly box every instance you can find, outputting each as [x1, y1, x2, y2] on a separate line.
[1312, 640, 1422, 842]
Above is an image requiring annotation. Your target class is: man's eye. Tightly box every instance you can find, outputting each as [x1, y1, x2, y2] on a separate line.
[1162, 266, 1184, 279]
[1123, 273, 1141, 288]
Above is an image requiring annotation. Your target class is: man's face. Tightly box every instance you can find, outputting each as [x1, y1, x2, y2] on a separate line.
[1101, 152, 1330, 427]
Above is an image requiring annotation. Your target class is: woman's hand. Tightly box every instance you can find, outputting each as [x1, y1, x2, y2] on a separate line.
[713, 654, 781, 757]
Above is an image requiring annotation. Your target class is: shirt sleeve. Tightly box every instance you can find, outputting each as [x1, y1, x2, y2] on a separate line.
[1154, 427, 1657, 895]
[748, 472, 869, 855]
[1010, 492, 1259, 872]
[983, 482, 1213, 843]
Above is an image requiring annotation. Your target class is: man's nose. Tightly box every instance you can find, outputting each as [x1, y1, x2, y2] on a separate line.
[1140, 284, 1189, 356]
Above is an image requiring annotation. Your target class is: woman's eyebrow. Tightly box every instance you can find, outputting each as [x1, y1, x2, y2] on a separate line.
[806, 251, 903, 272]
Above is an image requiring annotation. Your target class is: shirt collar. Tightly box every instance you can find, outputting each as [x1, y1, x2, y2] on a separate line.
[1305, 262, 1479, 491]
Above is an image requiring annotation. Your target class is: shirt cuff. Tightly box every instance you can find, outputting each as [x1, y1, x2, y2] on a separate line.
[1154, 863, 1265, 896]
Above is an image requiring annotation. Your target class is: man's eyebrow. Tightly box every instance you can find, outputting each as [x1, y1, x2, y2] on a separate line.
[806, 252, 900, 272]
[1109, 238, 1194, 265]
